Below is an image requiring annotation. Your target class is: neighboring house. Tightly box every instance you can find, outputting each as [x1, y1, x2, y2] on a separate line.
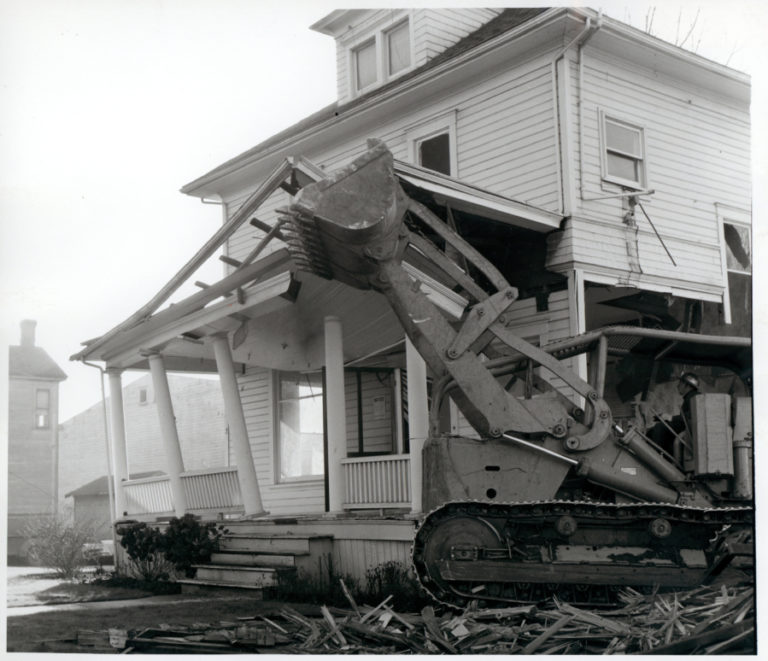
[72, 8, 751, 584]
[59, 373, 228, 519]
[65, 471, 163, 541]
[8, 320, 67, 560]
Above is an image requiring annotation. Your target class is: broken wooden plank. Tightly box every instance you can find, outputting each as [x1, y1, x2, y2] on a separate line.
[521, 615, 575, 654]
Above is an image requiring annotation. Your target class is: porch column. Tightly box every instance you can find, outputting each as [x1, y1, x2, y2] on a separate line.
[147, 353, 188, 516]
[211, 333, 267, 517]
[324, 316, 346, 512]
[106, 368, 129, 518]
[406, 337, 429, 514]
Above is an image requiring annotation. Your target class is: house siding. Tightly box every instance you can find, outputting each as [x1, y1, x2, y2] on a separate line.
[559, 47, 751, 296]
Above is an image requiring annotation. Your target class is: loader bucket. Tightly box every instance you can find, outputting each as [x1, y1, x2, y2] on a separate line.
[280, 140, 408, 289]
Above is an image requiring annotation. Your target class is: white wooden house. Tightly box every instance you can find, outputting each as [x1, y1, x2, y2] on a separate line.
[73, 8, 751, 589]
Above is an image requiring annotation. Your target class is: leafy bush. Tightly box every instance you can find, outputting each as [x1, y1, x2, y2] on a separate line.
[271, 554, 360, 607]
[118, 522, 174, 581]
[162, 514, 228, 578]
[23, 514, 97, 579]
[118, 515, 227, 581]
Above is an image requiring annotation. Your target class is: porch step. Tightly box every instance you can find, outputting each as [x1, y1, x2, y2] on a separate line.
[192, 563, 292, 587]
[220, 532, 332, 555]
[184, 531, 333, 594]
[210, 550, 297, 567]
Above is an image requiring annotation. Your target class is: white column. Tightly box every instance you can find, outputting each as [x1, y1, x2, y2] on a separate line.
[405, 337, 429, 514]
[147, 353, 188, 516]
[324, 316, 347, 512]
[106, 368, 129, 518]
[211, 334, 267, 517]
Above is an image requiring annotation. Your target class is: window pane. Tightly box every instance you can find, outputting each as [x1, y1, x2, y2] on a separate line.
[724, 223, 751, 273]
[606, 120, 641, 156]
[606, 152, 639, 183]
[278, 373, 324, 479]
[387, 22, 410, 75]
[355, 41, 377, 90]
[419, 133, 451, 175]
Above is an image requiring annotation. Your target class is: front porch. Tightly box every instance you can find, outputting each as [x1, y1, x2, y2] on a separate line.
[122, 454, 413, 520]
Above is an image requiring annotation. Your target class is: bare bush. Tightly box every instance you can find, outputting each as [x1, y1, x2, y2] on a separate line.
[23, 513, 98, 579]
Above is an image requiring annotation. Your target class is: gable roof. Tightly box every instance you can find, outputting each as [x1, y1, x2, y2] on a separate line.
[9, 345, 67, 381]
[181, 8, 549, 195]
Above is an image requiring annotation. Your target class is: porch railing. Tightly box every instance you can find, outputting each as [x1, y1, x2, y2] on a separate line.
[341, 454, 411, 509]
[122, 467, 243, 517]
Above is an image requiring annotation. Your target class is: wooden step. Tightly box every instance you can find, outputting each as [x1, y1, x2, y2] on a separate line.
[210, 550, 297, 567]
[220, 533, 332, 555]
[192, 563, 293, 587]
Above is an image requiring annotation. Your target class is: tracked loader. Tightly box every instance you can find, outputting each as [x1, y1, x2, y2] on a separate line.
[278, 140, 753, 607]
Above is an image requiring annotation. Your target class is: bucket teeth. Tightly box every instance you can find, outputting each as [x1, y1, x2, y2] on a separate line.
[279, 209, 333, 279]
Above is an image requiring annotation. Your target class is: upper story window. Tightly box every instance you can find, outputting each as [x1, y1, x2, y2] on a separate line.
[35, 388, 50, 428]
[354, 39, 377, 92]
[139, 388, 148, 405]
[386, 20, 411, 76]
[350, 16, 412, 96]
[407, 112, 458, 176]
[723, 222, 751, 275]
[600, 112, 647, 189]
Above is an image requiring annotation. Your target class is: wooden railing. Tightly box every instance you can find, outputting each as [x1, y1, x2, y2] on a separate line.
[123, 474, 173, 516]
[122, 467, 243, 517]
[341, 454, 411, 509]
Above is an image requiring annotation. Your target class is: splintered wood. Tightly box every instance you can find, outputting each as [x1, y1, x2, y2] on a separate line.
[115, 581, 754, 654]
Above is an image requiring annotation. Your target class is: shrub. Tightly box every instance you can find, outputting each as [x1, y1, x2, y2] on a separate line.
[118, 522, 174, 582]
[162, 514, 228, 578]
[117, 515, 227, 581]
[23, 514, 97, 579]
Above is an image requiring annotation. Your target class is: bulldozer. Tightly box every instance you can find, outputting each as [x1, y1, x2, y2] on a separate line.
[278, 140, 753, 607]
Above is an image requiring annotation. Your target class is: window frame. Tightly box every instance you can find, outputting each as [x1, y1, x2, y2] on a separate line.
[716, 204, 751, 325]
[273, 370, 326, 484]
[347, 13, 413, 98]
[406, 112, 458, 176]
[599, 111, 648, 190]
[384, 18, 412, 78]
[35, 388, 51, 429]
[352, 37, 378, 94]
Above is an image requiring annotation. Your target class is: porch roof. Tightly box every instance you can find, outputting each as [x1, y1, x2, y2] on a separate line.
[73, 154, 551, 373]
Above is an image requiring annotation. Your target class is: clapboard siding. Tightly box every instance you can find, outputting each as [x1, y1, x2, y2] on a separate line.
[417, 9, 502, 63]
[565, 46, 750, 293]
[332, 539, 413, 582]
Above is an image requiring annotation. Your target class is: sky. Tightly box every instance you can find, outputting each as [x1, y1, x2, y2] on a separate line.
[1, 0, 766, 429]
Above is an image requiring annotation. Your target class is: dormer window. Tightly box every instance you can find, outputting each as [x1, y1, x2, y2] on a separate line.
[386, 20, 411, 76]
[354, 39, 377, 92]
[349, 15, 412, 96]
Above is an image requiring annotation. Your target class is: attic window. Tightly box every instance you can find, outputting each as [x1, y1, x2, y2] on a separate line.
[354, 39, 377, 92]
[386, 20, 410, 76]
[600, 113, 647, 189]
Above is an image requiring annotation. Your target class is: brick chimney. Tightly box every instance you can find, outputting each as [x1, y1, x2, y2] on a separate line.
[20, 319, 37, 347]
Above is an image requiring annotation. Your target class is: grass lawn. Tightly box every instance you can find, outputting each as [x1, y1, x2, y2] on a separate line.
[7, 595, 322, 653]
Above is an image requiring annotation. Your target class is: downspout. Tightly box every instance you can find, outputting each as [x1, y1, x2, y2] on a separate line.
[81, 359, 120, 571]
[551, 14, 601, 214]
[578, 12, 603, 200]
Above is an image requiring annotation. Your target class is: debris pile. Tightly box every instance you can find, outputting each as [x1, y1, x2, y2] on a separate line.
[102, 580, 755, 654]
